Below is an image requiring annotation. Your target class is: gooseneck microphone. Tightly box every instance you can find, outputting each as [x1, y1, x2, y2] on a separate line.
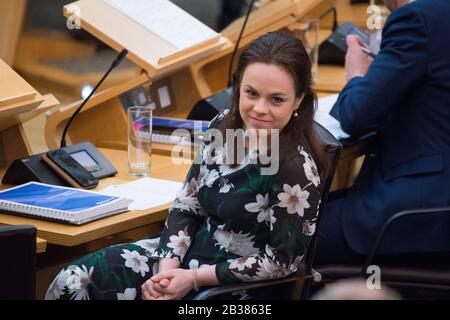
[60, 49, 129, 148]
[227, 0, 257, 87]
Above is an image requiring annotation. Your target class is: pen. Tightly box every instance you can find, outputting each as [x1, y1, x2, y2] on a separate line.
[361, 47, 377, 59]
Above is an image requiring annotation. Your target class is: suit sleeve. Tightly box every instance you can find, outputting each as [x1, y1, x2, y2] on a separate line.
[330, 5, 429, 135]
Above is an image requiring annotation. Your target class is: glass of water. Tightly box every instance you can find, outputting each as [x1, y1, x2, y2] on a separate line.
[294, 18, 319, 82]
[127, 106, 152, 176]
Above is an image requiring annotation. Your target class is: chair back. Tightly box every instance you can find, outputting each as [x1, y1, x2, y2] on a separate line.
[304, 122, 342, 268]
[0, 225, 36, 300]
[310, 207, 450, 299]
[298, 121, 341, 298]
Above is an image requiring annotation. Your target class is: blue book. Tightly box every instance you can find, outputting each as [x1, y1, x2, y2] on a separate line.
[0, 182, 132, 225]
[152, 117, 209, 132]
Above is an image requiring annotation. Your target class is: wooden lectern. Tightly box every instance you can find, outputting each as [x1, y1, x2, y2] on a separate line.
[45, 0, 333, 151]
[0, 59, 59, 169]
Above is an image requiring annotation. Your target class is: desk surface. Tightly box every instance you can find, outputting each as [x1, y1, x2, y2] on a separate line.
[0, 148, 191, 247]
[314, 65, 347, 93]
[36, 237, 47, 253]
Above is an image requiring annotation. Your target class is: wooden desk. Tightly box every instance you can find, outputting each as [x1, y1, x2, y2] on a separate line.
[0, 148, 191, 247]
[36, 237, 47, 254]
[0, 147, 190, 299]
[314, 65, 347, 93]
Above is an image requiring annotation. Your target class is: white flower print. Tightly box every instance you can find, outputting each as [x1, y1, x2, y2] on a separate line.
[212, 145, 226, 165]
[45, 268, 72, 299]
[265, 244, 275, 258]
[171, 177, 202, 214]
[255, 257, 293, 280]
[120, 249, 149, 277]
[213, 228, 259, 256]
[228, 256, 257, 271]
[244, 193, 274, 225]
[167, 230, 191, 260]
[117, 288, 137, 300]
[134, 238, 160, 255]
[218, 177, 234, 193]
[302, 220, 316, 236]
[201, 143, 212, 164]
[202, 143, 225, 165]
[268, 211, 277, 231]
[198, 165, 220, 188]
[277, 184, 310, 217]
[299, 146, 320, 187]
[218, 143, 249, 175]
[65, 265, 94, 300]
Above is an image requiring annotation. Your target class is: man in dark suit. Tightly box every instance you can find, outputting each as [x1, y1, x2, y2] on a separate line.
[315, 0, 450, 265]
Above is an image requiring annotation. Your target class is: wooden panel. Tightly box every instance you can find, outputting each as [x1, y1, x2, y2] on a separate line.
[0, 0, 27, 65]
[0, 59, 36, 107]
[64, 0, 229, 77]
[314, 65, 346, 93]
[45, 73, 150, 150]
[36, 237, 47, 254]
[222, 0, 298, 41]
[335, 0, 388, 29]
[0, 123, 32, 167]
[71, 98, 127, 147]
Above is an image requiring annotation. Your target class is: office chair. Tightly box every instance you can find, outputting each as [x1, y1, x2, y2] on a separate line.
[305, 207, 450, 299]
[192, 121, 342, 300]
[0, 225, 37, 300]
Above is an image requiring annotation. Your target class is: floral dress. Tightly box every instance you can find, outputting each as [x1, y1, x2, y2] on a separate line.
[46, 117, 321, 300]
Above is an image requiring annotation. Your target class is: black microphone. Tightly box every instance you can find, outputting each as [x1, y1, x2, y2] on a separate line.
[318, 6, 338, 32]
[187, 1, 256, 121]
[60, 49, 129, 148]
[227, 0, 257, 87]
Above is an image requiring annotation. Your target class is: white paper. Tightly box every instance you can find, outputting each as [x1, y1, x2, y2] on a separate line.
[158, 86, 171, 108]
[104, 0, 219, 51]
[100, 177, 182, 211]
[314, 94, 350, 140]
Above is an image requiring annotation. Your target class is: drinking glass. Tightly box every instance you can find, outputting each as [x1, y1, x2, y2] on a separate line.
[127, 106, 152, 176]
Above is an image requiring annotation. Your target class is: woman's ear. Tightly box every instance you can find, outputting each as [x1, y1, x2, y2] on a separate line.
[295, 93, 306, 111]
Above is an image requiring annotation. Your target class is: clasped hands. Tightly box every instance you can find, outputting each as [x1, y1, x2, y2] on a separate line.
[141, 268, 195, 300]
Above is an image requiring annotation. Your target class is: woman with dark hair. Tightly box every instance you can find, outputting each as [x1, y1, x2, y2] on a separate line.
[46, 32, 328, 300]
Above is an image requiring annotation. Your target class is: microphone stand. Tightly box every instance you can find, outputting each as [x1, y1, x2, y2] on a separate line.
[227, 0, 257, 87]
[60, 49, 128, 148]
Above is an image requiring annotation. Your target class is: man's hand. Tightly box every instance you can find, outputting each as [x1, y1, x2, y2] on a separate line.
[345, 35, 374, 80]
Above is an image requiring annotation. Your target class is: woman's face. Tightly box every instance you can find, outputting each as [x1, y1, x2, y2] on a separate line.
[239, 63, 303, 133]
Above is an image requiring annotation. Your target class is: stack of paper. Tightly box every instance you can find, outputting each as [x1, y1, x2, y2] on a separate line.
[101, 177, 182, 211]
[314, 94, 350, 140]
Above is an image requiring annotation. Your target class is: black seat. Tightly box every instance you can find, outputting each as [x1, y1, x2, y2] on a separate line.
[307, 207, 450, 299]
[193, 121, 342, 300]
[0, 225, 37, 300]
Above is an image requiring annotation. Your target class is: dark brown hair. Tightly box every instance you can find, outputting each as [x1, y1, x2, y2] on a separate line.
[219, 31, 330, 180]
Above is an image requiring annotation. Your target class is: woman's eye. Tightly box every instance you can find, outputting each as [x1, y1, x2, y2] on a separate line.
[246, 90, 257, 97]
[272, 97, 284, 105]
